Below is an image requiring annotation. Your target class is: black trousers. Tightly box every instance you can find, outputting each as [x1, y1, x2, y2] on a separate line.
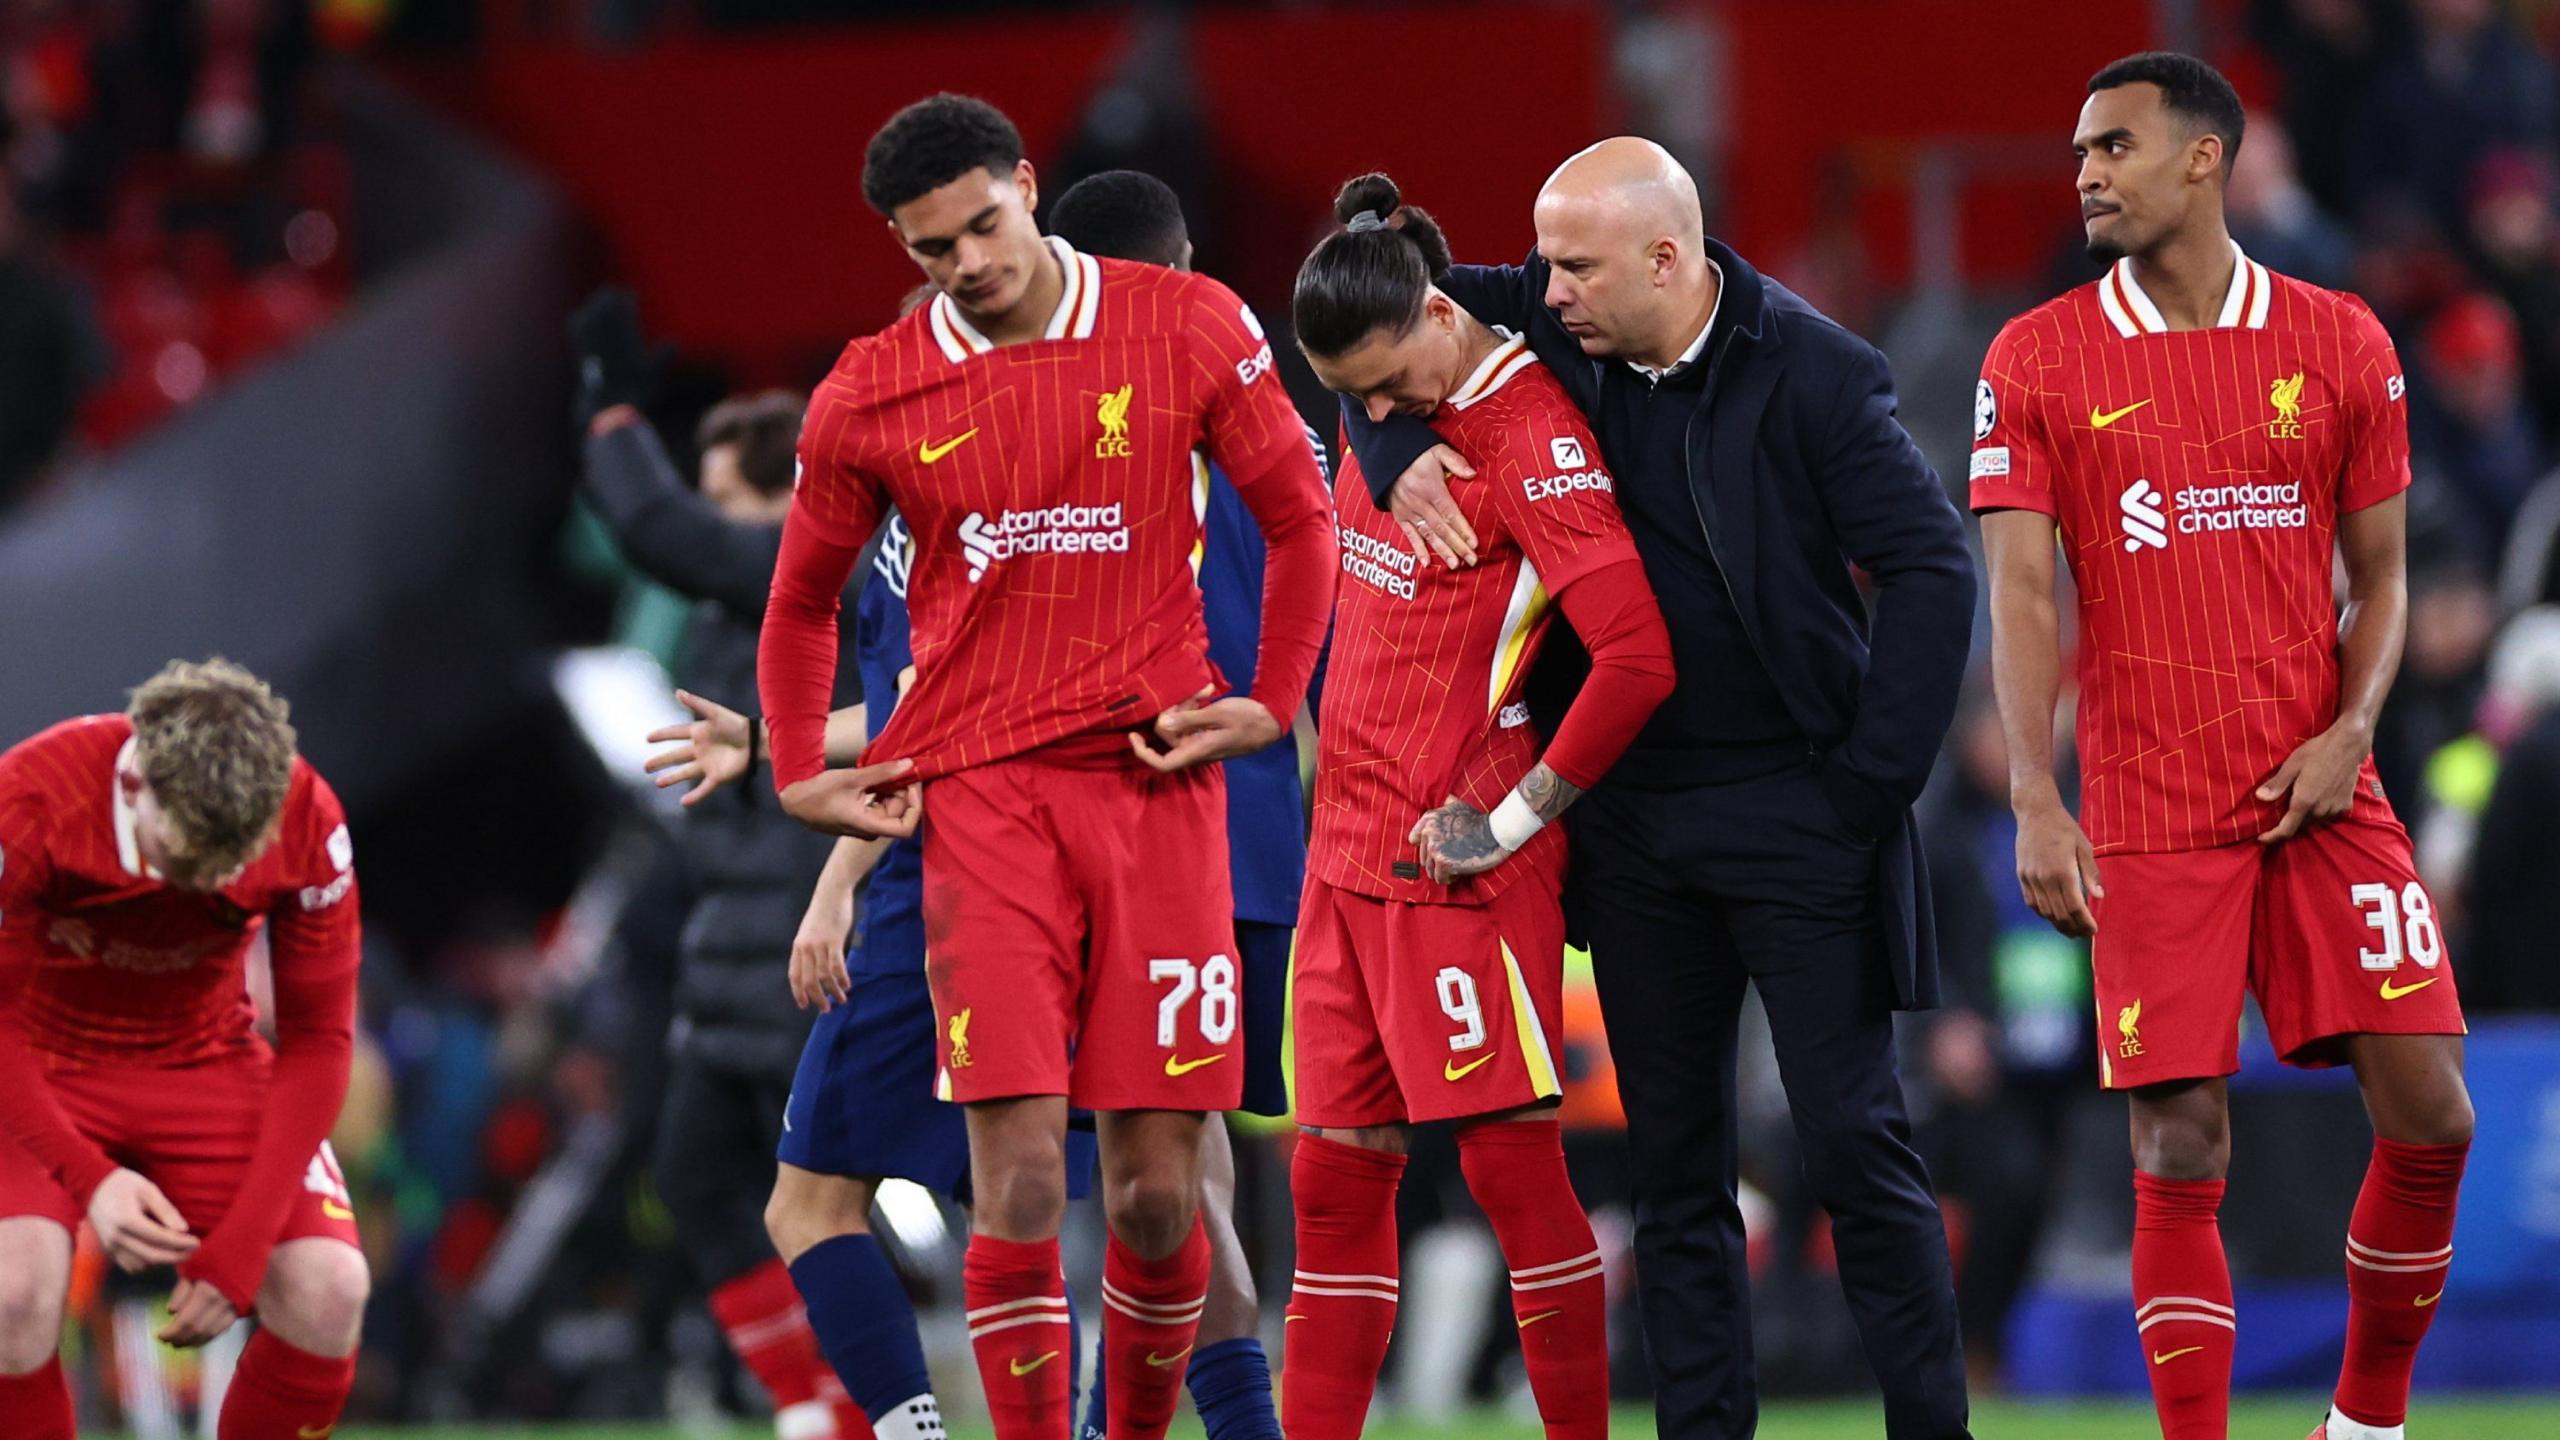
[1574, 762, 1969, 1440]
[653, 1051, 794, 1290]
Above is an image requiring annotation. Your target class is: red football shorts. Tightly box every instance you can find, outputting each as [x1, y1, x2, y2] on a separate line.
[2089, 802, 2466, 1089]
[0, 1055, 360, 1248]
[919, 753, 1241, 1111]
[1292, 869, 1569, 1128]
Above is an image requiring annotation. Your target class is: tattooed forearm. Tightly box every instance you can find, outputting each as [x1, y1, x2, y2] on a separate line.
[1517, 764, 1583, 823]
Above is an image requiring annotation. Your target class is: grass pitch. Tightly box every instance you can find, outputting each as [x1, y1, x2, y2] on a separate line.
[212, 1395, 2560, 1438]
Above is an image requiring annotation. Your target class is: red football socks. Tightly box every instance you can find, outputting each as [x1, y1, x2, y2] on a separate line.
[1282, 1134, 1408, 1440]
[0, 1355, 74, 1440]
[218, 1328, 356, 1440]
[2335, 1137, 2467, 1429]
[1102, 1214, 1210, 1440]
[1458, 1119, 1609, 1440]
[963, 1234, 1073, 1440]
[709, 1258, 872, 1440]
[2131, 1171, 2235, 1440]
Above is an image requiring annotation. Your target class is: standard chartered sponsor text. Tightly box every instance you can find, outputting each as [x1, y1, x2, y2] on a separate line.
[2177, 481, 2306, 534]
[960, 502, 1131, 579]
[1340, 523, 1418, 600]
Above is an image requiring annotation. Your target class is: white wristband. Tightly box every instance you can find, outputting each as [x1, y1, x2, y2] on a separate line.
[1487, 791, 1545, 852]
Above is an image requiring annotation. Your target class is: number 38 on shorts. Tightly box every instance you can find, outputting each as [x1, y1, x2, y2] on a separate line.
[2087, 812, 2466, 1092]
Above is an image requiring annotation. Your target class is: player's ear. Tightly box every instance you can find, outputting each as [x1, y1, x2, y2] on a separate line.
[1013, 158, 1038, 214]
[2191, 132, 2224, 186]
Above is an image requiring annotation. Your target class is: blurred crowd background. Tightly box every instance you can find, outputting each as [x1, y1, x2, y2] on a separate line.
[5, 0, 2560, 1431]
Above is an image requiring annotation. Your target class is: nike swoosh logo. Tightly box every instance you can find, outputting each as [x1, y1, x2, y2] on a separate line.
[320, 1199, 355, 1221]
[1145, 1345, 1194, 1367]
[298, 1427, 336, 1439]
[1285, 1314, 1308, 1324]
[1444, 1052, 1498, 1082]
[2090, 399, 2153, 429]
[2415, 1290, 2443, 1307]
[2379, 975, 2439, 1000]
[1164, 1053, 1226, 1077]
[1517, 1309, 1562, 1329]
[2150, 1346, 2204, 1365]
[1010, 1350, 1060, 1376]
[918, 428, 979, 464]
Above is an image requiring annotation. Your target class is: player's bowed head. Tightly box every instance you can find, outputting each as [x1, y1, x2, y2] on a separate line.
[121, 657, 298, 894]
[1293, 171, 1468, 421]
[864, 92, 1061, 348]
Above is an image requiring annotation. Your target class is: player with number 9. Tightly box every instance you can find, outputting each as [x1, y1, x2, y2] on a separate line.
[1276, 176, 1675, 1440]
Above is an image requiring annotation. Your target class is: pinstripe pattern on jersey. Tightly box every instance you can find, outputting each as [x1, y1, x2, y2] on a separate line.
[1310, 353, 1636, 905]
[1970, 250, 2412, 854]
[789, 247, 1309, 778]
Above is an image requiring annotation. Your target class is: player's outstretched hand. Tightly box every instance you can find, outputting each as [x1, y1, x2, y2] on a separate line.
[159, 1276, 238, 1347]
[1135, 687, 1282, 772]
[87, 1168, 196, 1273]
[1409, 798, 1510, 885]
[645, 689, 755, 806]
[1388, 445, 1481, 569]
[2015, 797, 2103, 938]
[2254, 724, 2365, 844]
[781, 760, 922, 839]
[790, 885, 856, 1012]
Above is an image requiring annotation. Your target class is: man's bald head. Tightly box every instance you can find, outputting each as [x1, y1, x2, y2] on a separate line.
[1531, 137, 1717, 365]
[1537, 137, 1704, 250]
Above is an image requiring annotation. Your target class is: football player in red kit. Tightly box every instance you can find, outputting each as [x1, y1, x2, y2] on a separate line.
[754, 96, 1334, 1440]
[0, 659, 369, 1440]
[1281, 174, 1674, 1440]
[1975, 54, 2472, 1440]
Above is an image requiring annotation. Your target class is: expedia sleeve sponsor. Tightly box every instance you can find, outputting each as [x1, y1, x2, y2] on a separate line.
[1338, 523, 1419, 601]
[1522, 468, 1614, 504]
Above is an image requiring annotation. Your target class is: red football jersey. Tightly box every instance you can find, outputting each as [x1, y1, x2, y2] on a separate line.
[1313, 338, 1639, 903]
[770, 238, 1331, 783]
[0, 715, 361, 1067]
[1970, 244, 2411, 854]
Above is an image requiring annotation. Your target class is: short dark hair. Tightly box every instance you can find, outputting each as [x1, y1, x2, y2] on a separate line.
[1292, 172, 1455, 360]
[2089, 51, 2245, 178]
[1049, 170, 1189, 267]
[862, 93, 1026, 215]
[696, 390, 804, 498]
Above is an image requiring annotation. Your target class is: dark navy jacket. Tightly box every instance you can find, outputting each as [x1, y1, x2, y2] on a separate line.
[1346, 240, 1974, 1009]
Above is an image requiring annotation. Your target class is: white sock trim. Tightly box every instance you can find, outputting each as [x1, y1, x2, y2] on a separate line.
[2325, 1404, 2405, 1440]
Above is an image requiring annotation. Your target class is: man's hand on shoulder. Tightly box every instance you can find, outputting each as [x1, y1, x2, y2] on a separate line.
[1389, 446, 1481, 569]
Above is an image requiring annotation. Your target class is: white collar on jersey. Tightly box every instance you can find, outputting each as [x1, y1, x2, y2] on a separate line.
[110, 736, 159, 879]
[1447, 334, 1537, 411]
[928, 236, 1103, 363]
[2100, 239, 2271, 338]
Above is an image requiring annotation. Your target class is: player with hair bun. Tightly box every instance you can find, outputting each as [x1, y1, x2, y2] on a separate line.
[1281, 172, 1675, 1440]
